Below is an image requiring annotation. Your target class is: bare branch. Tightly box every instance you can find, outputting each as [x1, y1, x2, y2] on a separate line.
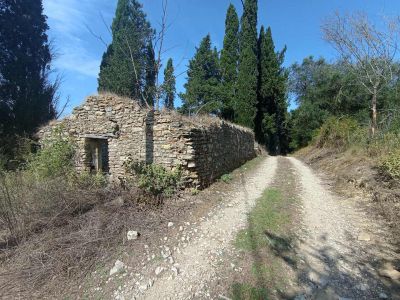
[56, 96, 71, 119]
[153, 0, 168, 110]
[321, 12, 399, 135]
[85, 24, 108, 48]
[122, 34, 151, 109]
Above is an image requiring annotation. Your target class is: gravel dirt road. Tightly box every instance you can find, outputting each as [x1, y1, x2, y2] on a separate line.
[115, 156, 399, 300]
[126, 156, 278, 299]
[288, 157, 399, 300]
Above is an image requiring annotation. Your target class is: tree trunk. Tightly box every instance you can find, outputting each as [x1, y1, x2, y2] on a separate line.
[370, 89, 377, 137]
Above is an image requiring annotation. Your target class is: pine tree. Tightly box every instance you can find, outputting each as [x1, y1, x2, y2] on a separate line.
[163, 58, 176, 109]
[179, 34, 221, 115]
[0, 0, 56, 136]
[144, 41, 156, 107]
[98, 0, 153, 101]
[236, 0, 258, 127]
[220, 4, 239, 121]
[256, 26, 289, 154]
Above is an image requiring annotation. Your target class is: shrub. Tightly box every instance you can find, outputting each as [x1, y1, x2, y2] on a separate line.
[315, 116, 361, 150]
[125, 160, 182, 197]
[220, 173, 233, 183]
[190, 188, 200, 195]
[28, 129, 75, 178]
[366, 131, 400, 157]
[379, 150, 400, 179]
[0, 128, 109, 243]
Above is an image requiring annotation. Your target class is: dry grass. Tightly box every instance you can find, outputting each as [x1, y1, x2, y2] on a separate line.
[0, 172, 163, 298]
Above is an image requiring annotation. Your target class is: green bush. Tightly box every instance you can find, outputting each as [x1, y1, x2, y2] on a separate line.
[190, 187, 200, 195]
[315, 116, 361, 150]
[125, 160, 182, 197]
[379, 150, 400, 179]
[28, 130, 75, 178]
[220, 173, 233, 183]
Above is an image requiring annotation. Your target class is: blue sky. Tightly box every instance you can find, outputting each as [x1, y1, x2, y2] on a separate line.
[43, 0, 400, 115]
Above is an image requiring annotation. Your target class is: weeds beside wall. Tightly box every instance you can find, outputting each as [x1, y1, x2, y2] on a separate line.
[0, 94, 258, 298]
[0, 129, 179, 298]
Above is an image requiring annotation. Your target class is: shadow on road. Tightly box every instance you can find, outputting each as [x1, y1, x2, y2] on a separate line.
[233, 156, 400, 300]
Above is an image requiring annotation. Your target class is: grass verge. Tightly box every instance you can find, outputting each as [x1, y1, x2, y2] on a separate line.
[231, 186, 297, 299]
[235, 189, 291, 251]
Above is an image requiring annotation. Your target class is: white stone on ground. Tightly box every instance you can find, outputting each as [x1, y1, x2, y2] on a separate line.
[127, 231, 139, 241]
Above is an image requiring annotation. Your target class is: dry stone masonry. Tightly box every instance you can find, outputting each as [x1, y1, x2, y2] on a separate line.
[38, 94, 256, 188]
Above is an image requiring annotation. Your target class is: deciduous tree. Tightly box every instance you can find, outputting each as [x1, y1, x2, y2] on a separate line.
[322, 12, 399, 136]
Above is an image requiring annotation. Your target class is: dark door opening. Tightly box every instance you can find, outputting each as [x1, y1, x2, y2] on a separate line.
[85, 138, 109, 174]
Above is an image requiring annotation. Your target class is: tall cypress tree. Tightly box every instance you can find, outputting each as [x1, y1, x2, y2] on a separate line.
[0, 0, 56, 136]
[236, 0, 258, 127]
[220, 4, 239, 121]
[179, 34, 221, 115]
[256, 26, 289, 154]
[255, 26, 272, 145]
[163, 58, 176, 109]
[144, 41, 156, 107]
[98, 0, 153, 100]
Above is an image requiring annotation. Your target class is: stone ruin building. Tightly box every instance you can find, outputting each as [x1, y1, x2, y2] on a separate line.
[38, 94, 256, 188]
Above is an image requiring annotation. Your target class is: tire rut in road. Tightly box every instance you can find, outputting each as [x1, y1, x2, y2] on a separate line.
[288, 156, 399, 300]
[133, 156, 278, 300]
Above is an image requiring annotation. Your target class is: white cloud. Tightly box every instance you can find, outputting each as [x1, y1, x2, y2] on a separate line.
[55, 47, 101, 78]
[44, 0, 86, 33]
[43, 0, 109, 78]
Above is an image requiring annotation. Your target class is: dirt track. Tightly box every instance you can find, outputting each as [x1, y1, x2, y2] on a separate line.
[128, 156, 278, 299]
[288, 157, 399, 300]
[113, 156, 399, 300]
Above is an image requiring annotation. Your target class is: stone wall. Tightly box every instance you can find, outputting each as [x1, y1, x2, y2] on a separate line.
[38, 94, 256, 188]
